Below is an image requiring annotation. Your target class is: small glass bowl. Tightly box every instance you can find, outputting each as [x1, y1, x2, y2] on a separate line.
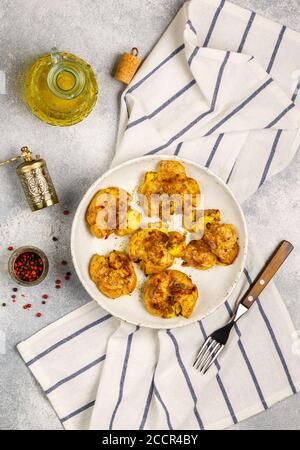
[8, 246, 49, 286]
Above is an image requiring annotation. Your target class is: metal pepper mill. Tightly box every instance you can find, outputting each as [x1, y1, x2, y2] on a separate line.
[0, 146, 59, 211]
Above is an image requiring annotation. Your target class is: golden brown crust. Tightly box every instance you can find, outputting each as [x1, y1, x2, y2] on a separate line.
[183, 239, 217, 270]
[86, 162, 240, 314]
[158, 160, 186, 175]
[129, 229, 186, 274]
[143, 270, 198, 319]
[204, 223, 239, 265]
[167, 231, 186, 258]
[129, 229, 174, 274]
[138, 160, 200, 216]
[85, 187, 141, 239]
[89, 251, 137, 298]
[204, 209, 221, 228]
[215, 242, 240, 265]
[183, 208, 221, 234]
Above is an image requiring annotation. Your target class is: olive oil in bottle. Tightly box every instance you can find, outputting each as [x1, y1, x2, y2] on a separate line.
[24, 48, 98, 126]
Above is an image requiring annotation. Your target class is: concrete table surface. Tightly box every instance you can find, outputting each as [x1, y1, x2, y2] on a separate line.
[0, 0, 299, 430]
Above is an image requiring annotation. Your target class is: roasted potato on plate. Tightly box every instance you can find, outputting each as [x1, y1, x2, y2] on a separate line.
[72, 155, 247, 328]
[129, 229, 174, 275]
[138, 160, 200, 217]
[129, 229, 186, 274]
[204, 223, 239, 265]
[86, 187, 140, 239]
[143, 270, 198, 319]
[183, 239, 217, 270]
[167, 231, 186, 257]
[89, 251, 137, 298]
[183, 208, 220, 234]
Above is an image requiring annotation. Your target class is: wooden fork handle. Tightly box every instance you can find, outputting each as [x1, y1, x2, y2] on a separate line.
[241, 240, 294, 309]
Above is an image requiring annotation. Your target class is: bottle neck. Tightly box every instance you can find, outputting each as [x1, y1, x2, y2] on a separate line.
[47, 49, 86, 100]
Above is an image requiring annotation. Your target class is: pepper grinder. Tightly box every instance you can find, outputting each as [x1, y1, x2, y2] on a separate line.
[0, 146, 59, 211]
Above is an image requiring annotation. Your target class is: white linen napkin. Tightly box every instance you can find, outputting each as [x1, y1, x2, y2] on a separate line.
[18, 0, 300, 430]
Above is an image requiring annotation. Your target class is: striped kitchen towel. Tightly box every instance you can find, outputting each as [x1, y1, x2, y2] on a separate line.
[18, 0, 300, 429]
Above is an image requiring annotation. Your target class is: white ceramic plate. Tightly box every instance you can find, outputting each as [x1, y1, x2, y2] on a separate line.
[71, 155, 248, 329]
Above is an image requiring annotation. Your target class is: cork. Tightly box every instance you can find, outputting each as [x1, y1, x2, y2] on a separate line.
[114, 48, 141, 85]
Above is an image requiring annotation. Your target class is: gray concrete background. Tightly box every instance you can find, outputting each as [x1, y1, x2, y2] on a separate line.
[0, 0, 299, 430]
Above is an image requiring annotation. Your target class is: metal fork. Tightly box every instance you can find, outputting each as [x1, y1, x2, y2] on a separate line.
[193, 240, 294, 374]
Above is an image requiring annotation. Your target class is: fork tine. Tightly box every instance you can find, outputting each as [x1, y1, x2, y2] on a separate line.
[197, 341, 220, 371]
[193, 337, 212, 367]
[198, 343, 221, 373]
[195, 339, 218, 369]
[200, 345, 224, 374]
[194, 339, 217, 369]
[193, 337, 213, 367]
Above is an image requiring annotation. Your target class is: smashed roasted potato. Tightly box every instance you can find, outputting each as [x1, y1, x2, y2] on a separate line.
[183, 208, 221, 234]
[204, 223, 239, 265]
[183, 221, 239, 268]
[86, 187, 141, 239]
[183, 239, 217, 270]
[143, 270, 198, 319]
[138, 160, 200, 217]
[89, 251, 137, 299]
[129, 229, 174, 275]
[85, 160, 241, 320]
[167, 231, 186, 258]
[129, 229, 186, 275]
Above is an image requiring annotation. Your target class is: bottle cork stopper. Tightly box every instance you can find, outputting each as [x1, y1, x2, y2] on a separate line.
[114, 48, 141, 85]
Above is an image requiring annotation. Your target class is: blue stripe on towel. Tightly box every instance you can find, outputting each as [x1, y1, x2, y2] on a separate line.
[266, 26, 286, 74]
[204, 78, 273, 136]
[174, 142, 183, 155]
[45, 355, 106, 395]
[226, 161, 236, 184]
[187, 19, 197, 35]
[61, 400, 96, 423]
[243, 269, 297, 394]
[204, 0, 225, 48]
[210, 52, 230, 108]
[238, 12, 256, 53]
[205, 133, 224, 168]
[127, 0, 233, 130]
[153, 383, 173, 430]
[26, 314, 112, 367]
[188, 46, 200, 66]
[146, 52, 230, 155]
[126, 44, 185, 95]
[259, 63, 298, 190]
[265, 103, 295, 129]
[139, 376, 155, 430]
[188, 0, 225, 65]
[127, 79, 197, 129]
[167, 329, 204, 430]
[198, 321, 238, 424]
[192, 16, 257, 170]
[224, 301, 268, 410]
[109, 327, 138, 430]
[202, 15, 257, 172]
[292, 79, 300, 103]
[259, 129, 282, 187]
[146, 108, 209, 155]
